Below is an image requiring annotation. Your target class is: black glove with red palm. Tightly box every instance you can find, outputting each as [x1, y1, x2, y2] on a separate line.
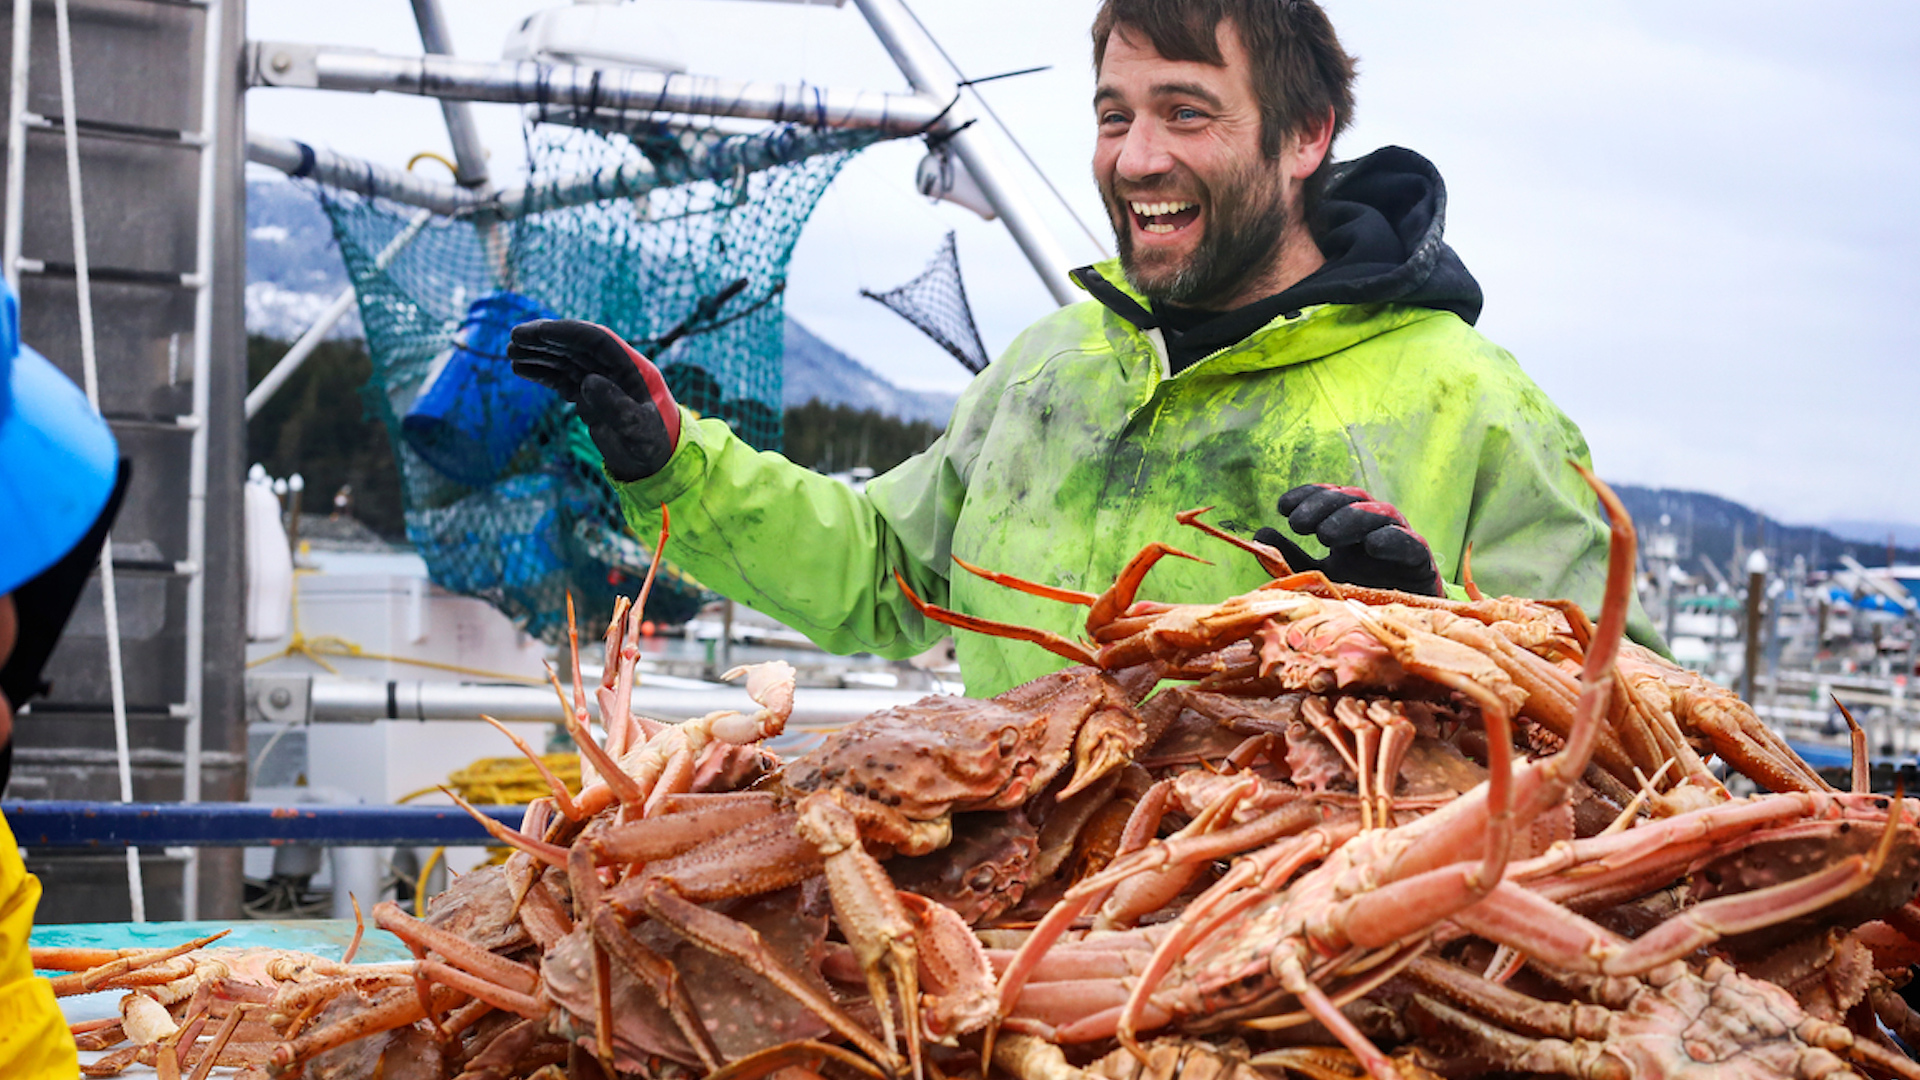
[1252, 484, 1446, 597]
[508, 320, 681, 482]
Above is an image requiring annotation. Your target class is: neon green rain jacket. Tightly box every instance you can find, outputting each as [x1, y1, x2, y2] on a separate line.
[613, 154, 1658, 698]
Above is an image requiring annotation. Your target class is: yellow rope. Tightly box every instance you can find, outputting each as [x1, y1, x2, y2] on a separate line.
[396, 752, 582, 807]
[406, 150, 460, 177]
[250, 634, 544, 685]
[413, 847, 445, 919]
[247, 569, 544, 685]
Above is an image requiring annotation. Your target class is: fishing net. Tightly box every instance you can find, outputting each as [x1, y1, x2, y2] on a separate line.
[316, 117, 888, 642]
[861, 229, 990, 374]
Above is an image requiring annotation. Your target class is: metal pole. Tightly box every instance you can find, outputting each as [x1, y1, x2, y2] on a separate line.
[245, 132, 494, 217]
[406, 0, 489, 190]
[850, 0, 1078, 305]
[250, 43, 944, 136]
[302, 676, 925, 727]
[1743, 550, 1768, 704]
[181, 0, 225, 920]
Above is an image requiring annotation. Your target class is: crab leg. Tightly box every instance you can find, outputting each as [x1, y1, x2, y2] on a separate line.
[702, 1039, 891, 1080]
[1093, 776, 1257, 931]
[545, 661, 646, 809]
[632, 880, 903, 1075]
[480, 714, 593, 820]
[582, 904, 725, 1071]
[796, 794, 923, 1080]
[1457, 785, 1908, 977]
[41, 932, 228, 995]
[599, 596, 636, 761]
[1836, 697, 1871, 794]
[895, 571, 1097, 666]
[993, 800, 1335, 1061]
[949, 554, 1100, 607]
[1367, 699, 1416, 827]
[373, 901, 539, 998]
[183, 1003, 248, 1080]
[1102, 820, 1359, 1049]
[1174, 506, 1292, 578]
[1274, 950, 1405, 1080]
[269, 983, 462, 1070]
[441, 786, 570, 868]
[414, 959, 544, 1019]
[590, 793, 780, 863]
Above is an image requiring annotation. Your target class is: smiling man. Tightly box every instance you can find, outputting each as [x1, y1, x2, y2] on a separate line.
[511, 0, 1658, 698]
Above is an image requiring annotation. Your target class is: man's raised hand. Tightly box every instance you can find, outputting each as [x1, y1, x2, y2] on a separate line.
[508, 320, 681, 482]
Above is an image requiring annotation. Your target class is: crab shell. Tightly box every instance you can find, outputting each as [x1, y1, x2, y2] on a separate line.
[781, 668, 1147, 824]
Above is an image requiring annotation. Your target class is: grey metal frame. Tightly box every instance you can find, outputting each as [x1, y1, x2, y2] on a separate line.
[244, 1, 1081, 303]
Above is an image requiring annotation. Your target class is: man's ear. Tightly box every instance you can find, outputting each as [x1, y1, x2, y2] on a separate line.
[1287, 106, 1337, 180]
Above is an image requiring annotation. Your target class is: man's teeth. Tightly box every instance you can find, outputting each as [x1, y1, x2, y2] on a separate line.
[1130, 200, 1195, 234]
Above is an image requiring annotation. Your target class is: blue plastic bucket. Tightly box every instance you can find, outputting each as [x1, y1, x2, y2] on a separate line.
[402, 292, 557, 487]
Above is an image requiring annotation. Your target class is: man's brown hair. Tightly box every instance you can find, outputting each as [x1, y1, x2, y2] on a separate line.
[1092, 0, 1357, 210]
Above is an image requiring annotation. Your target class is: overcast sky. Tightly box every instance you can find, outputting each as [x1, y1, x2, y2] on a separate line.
[247, 1, 1920, 527]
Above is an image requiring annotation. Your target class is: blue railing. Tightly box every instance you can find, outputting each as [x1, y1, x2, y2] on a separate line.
[1, 801, 523, 849]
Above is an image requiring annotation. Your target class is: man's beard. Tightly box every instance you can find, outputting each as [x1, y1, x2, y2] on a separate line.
[1105, 160, 1293, 309]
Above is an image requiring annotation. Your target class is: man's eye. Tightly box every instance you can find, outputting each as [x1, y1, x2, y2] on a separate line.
[1099, 111, 1128, 126]
[1173, 107, 1203, 122]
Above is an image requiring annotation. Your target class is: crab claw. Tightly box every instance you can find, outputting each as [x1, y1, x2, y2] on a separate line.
[703, 661, 797, 744]
[1061, 706, 1144, 800]
[797, 793, 924, 1080]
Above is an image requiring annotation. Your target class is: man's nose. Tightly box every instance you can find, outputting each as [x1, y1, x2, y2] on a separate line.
[1115, 120, 1173, 182]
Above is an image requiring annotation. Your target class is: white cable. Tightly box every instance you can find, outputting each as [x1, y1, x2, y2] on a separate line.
[53, 0, 143, 923]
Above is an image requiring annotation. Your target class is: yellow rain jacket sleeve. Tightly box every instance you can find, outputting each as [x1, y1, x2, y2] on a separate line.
[614, 262, 1660, 699]
[0, 812, 77, 1078]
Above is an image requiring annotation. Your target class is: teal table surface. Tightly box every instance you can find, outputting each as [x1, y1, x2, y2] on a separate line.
[32, 918, 413, 966]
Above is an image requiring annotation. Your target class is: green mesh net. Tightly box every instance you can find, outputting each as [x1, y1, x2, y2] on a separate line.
[316, 118, 886, 642]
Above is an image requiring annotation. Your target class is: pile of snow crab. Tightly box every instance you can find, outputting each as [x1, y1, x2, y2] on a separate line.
[43, 474, 1920, 1079]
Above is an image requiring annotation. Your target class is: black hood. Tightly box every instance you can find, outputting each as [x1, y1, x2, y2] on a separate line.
[1302, 145, 1482, 325]
[1072, 146, 1483, 373]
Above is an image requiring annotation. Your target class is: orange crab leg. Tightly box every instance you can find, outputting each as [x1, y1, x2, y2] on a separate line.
[342, 893, 365, 965]
[701, 1039, 889, 1080]
[42, 932, 228, 995]
[606, 504, 670, 761]
[373, 901, 539, 997]
[950, 554, 1100, 606]
[1835, 697, 1870, 794]
[479, 714, 590, 820]
[545, 661, 645, 808]
[440, 786, 570, 868]
[1459, 540, 1485, 601]
[184, 1003, 249, 1080]
[1085, 543, 1209, 629]
[1175, 506, 1292, 578]
[1458, 783, 1908, 979]
[894, 571, 1097, 666]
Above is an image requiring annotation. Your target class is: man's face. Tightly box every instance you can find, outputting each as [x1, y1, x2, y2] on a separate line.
[1093, 22, 1293, 308]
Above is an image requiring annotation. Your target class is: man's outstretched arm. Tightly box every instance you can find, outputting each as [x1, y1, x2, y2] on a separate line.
[511, 319, 964, 657]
